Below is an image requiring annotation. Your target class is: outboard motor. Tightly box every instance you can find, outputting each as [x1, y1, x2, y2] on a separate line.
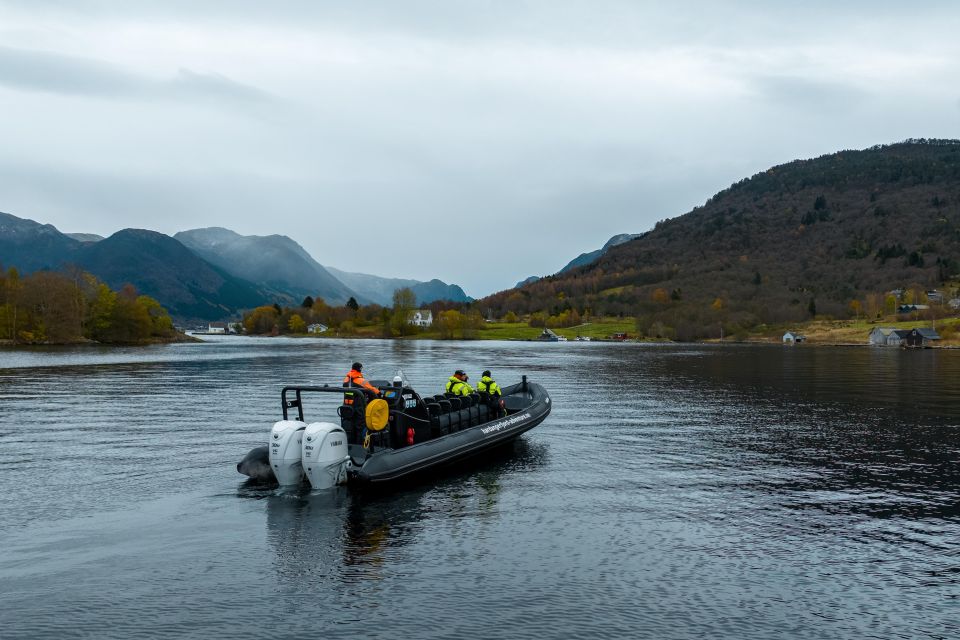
[301, 422, 349, 489]
[269, 420, 307, 486]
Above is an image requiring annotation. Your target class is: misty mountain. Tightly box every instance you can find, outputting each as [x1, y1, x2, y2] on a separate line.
[75, 229, 268, 322]
[174, 227, 356, 305]
[509, 234, 640, 290]
[1, 213, 268, 322]
[325, 266, 471, 306]
[65, 233, 104, 243]
[558, 233, 642, 273]
[0, 212, 82, 272]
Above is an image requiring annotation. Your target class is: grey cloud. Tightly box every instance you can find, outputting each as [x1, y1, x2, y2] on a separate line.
[0, 45, 270, 105]
[166, 69, 271, 104]
[751, 74, 867, 112]
[0, 45, 142, 96]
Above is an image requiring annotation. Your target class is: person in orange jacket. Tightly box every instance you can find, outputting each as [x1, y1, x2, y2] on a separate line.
[343, 361, 379, 403]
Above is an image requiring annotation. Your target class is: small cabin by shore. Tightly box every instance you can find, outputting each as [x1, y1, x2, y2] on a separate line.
[782, 331, 805, 344]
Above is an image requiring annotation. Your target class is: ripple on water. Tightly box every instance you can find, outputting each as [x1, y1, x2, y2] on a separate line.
[1, 340, 959, 639]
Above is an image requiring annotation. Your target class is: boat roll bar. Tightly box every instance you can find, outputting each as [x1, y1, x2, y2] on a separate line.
[281, 385, 377, 422]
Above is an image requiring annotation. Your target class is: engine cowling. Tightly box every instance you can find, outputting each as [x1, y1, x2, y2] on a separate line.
[268, 420, 306, 486]
[302, 422, 349, 489]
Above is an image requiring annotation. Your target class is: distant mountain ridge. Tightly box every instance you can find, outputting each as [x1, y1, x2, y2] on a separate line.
[0, 213, 268, 322]
[1, 212, 82, 272]
[558, 233, 643, 273]
[174, 227, 355, 305]
[511, 233, 642, 290]
[515, 275, 541, 288]
[78, 229, 267, 321]
[65, 233, 103, 243]
[325, 266, 471, 306]
[2, 212, 475, 321]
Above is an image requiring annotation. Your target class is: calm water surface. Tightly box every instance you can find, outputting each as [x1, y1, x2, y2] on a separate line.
[1, 337, 958, 639]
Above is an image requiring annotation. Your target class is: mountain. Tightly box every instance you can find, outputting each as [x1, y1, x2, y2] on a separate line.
[508, 233, 641, 290]
[75, 229, 267, 322]
[65, 233, 103, 243]
[558, 233, 642, 273]
[482, 139, 960, 339]
[0, 213, 268, 322]
[325, 266, 472, 306]
[174, 227, 356, 305]
[0, 212, 81, 272]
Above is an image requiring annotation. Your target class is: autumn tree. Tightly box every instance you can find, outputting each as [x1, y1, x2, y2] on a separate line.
[391, 287, 417, 336]
[244, 305, 280, 334]
[884, 294, 897, 315]
[288, 313, 306, 333]
[438, 309, 463, 339]
[848, 299, 862, 320]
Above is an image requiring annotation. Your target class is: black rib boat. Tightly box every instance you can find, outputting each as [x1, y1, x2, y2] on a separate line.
[237, 375, 551, 487]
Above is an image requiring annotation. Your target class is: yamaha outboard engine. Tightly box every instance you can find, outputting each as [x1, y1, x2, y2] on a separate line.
[269, 420, 306, 486]
[301, 422, 349, 489]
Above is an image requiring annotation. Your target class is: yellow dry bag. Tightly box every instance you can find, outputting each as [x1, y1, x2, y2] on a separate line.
[365, 398, 389, 432]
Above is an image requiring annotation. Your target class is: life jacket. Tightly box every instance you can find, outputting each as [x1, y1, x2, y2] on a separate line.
[445, 376, 472, 396]
[477, 376, 501, 397]
[343, 369, 375, 403]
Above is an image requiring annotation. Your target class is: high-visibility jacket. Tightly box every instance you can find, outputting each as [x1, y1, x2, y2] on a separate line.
[445, 376, 473, 396]
[343, 369, 379, 400]
[476, 375, 501, 397]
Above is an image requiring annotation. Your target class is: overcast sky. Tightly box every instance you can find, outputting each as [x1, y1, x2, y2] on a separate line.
[1, 1, 958, 297]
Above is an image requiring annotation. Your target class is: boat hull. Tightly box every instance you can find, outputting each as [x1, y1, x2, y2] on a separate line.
[348, 382, 551, 484]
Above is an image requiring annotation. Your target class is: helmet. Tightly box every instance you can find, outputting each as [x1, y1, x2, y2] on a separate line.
[482, 370, 491, 378]
[352, 362, 363, 371]
[454, 369, 465, 377]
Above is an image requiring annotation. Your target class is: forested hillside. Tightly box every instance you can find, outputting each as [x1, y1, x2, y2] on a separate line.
[483, 140, 960, 339]
[0, 267, 177, 344]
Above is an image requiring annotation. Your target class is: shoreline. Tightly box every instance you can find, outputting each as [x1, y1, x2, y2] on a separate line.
[0, 332, 201, 347]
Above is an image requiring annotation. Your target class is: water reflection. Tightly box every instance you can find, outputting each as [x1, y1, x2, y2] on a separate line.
[252, 438, 547, 590]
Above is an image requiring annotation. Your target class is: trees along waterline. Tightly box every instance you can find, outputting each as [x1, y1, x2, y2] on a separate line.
[241, 286, 486, 339]
[0, 267, 176, 344]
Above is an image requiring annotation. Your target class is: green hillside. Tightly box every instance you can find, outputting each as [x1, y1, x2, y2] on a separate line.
[482, 139, 960, 339]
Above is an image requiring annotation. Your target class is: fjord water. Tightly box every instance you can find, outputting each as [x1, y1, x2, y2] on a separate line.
[1, 338, 958, 639]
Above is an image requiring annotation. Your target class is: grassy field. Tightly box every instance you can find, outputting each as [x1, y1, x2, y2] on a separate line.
[303, 313, 960, 346]
[419, 318, 637, 341]
[742, 316, 960, 346]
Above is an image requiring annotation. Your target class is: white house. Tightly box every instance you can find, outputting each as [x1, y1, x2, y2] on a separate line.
[409, 310, 433, 327]
[868, 327, 897, 345]
[782, 331, 805, 344]
[207, 322, 227, 334]
[307, 323, 328, 334]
